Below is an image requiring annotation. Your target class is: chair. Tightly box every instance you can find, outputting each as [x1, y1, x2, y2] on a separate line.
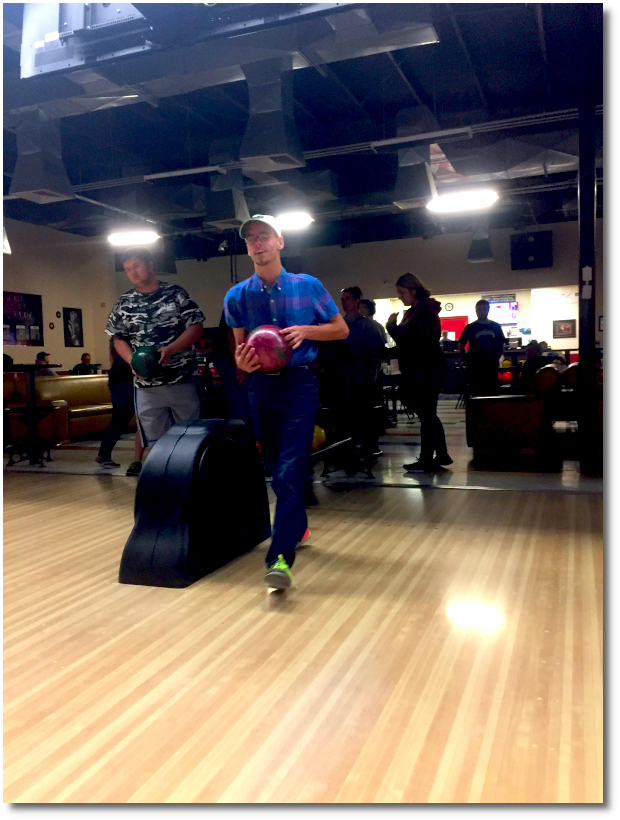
[454, 361, 469, 409]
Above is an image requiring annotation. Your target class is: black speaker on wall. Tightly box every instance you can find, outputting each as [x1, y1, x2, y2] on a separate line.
[511, 231, 553, 270]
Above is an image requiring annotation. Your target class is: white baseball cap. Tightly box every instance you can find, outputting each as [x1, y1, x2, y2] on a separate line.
[239, 214, 282, 239]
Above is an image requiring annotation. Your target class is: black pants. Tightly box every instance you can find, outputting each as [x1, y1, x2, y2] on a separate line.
[401, 370, 449, 463]
[467, 360, 499, 397]
[98, 382, 135, 460]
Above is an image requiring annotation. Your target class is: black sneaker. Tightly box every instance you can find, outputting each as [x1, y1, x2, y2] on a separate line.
[403, 460, 435, 472]
[433, 454, 454, 466]
[95, 456, 120, 468]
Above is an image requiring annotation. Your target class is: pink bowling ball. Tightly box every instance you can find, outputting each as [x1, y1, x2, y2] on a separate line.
[246, 325, 293, 373]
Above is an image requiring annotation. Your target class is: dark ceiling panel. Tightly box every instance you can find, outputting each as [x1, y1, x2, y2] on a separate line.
[3, 2, 603, 252]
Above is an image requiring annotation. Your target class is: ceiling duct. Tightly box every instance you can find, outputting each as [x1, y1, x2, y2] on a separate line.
[467, 216, 494, 263]
[104, 185, 207, 221]
[208, 139, 247, 194]
[9, 108, 74, 204]
[202, 138, 250, 230]
[8, 5, 439, 123]
[239, 57, 305, 174]
[202, 190, 251, 233]
[438, 131, 593, 183]
[392, 106, 438, 209]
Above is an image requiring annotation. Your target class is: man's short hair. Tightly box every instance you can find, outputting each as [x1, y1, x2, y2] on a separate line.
[476, 299, 490, 309]
[120, 248, 155, 267]
[360, 298, 376, 316]
[36, 351, 49, 361]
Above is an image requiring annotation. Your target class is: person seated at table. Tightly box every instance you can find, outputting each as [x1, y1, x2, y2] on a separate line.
[515, 341, 547, 393]
[539, 341, 566, 366]
[3, 353, 14, 372]
[70, 352, 98, 375]
[34, 351, 56, 377]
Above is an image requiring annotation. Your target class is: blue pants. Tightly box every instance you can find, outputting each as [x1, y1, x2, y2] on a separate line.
[247, 367, 319, 568]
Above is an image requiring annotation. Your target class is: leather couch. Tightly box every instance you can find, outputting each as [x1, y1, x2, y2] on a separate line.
[5, 372, 135, 445]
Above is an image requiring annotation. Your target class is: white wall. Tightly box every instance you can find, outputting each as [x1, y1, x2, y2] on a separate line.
[3, 219, 117, 368]
[4, 217, 603, 366]
[300, 219, 603, 345]
[529, 287, 580, 348]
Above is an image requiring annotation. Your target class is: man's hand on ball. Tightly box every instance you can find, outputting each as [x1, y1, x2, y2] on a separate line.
[281, 325, 308, 350]
[235, 342, 261, 373]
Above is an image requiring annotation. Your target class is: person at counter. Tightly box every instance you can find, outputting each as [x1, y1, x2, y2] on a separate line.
[458, 300, 505, 396]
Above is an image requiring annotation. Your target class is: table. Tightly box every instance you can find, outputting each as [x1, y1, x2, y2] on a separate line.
[5, 364, 62, 466]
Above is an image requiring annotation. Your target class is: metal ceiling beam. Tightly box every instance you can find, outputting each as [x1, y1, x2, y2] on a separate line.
[535, 4, 552, 100]
[306, 60, 373, 123]
[385, 52, 423, 106]
[446, 3, 489, 113]
[211, 85, 249, 116]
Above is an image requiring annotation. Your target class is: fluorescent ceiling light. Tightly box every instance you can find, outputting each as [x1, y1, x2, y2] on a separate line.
[275, 212, 314, 231]
[107, 231, 160, 246]
[426, 189, 499, 213]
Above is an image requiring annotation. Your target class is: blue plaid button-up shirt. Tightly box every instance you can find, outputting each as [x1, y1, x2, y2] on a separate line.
[223, 268, 339, 366]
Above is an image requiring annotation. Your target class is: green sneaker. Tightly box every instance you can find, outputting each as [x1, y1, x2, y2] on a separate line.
[126, 460, 142, 477]
[264, 554, 295, 590]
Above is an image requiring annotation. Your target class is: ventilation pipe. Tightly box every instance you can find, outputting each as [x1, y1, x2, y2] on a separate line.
[202, 139, 251, 230]
[392, 106, 438, 209]
[239, 57, 305, 173]
[467, 216, 494, 263]
[9, 108, 74, 204]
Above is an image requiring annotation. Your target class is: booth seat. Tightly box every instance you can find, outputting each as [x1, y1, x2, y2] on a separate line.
[5, 373, 135, 446]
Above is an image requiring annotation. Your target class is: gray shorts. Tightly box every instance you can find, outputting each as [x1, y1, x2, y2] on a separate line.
[135, 381, 201, 447]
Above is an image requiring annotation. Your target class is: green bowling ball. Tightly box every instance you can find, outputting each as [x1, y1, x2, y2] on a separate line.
[131, 345, 162, 379]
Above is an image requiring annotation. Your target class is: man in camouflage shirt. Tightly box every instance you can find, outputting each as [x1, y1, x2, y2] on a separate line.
[105, 248, 205, 475]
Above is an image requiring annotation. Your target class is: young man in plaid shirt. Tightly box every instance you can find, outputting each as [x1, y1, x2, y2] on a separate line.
[224, 215, 348, 589]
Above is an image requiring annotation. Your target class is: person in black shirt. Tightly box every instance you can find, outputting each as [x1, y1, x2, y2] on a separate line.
[212, 311, 253, 429]
[387, 273, 452, 471]
[70, 353, 98, 375]
[458, 300, 506, 396]
[359, 298, 388, 344]
[96, 338, 144, 471]
[340, 287, 386, 466]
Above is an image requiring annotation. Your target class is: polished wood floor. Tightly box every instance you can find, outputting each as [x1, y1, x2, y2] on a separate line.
[3, 472, 603, 803]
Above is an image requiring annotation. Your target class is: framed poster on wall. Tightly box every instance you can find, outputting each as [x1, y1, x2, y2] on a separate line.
[552, 319, 576, 339]
[3, 291, 44, 346]
[63, 307, 83, 347]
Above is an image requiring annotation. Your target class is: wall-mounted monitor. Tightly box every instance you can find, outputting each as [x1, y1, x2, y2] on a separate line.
[488, 301, 518, 325]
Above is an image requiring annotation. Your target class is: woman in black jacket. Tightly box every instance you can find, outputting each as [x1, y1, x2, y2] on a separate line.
[386, 273, 452, 471]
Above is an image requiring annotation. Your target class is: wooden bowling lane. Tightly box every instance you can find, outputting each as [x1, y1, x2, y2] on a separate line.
[3, 473, 602, 803]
